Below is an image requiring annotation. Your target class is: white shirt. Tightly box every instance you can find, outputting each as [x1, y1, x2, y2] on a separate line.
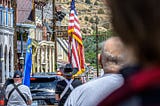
[64, 74, 124, 106]
[5, 83, 32, 106]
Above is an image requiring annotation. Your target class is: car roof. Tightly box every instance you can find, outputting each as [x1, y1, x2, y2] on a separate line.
[31, 74, 64, 80]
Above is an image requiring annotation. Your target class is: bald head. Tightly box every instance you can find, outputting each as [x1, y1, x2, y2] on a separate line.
[104, 37, 125, 57]
[101, 37, 130, 73]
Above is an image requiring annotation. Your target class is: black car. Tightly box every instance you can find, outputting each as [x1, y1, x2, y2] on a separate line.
[1, 78, 14, 105]
[30, 74, 64, 106]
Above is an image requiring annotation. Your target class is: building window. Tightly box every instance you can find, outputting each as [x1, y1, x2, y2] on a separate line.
[10, 9, 13, 27]
[9, 48, 11, 77]
[17, 32, 21, 40]
[4, 46, 7, 79]
[3, 10, 6, 26]
[8, 12, 11, 27]
[6, 8, 8, 26]
[0, 10, 2, 25]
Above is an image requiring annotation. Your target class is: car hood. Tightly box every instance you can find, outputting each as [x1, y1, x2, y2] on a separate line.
[31, 89, 55, 98]
[31, 89, 55, 94]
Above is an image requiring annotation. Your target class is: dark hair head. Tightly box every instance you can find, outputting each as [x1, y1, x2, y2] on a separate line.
[107, 0, 160, 64]
[13, 70, 23, 78]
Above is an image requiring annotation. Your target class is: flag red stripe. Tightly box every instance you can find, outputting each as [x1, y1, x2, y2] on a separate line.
[72, 44, 79, 68]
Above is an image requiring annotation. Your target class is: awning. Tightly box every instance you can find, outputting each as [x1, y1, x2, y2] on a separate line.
[16, 23, 36, 29]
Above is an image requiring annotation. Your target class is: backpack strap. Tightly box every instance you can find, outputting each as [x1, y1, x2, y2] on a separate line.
[60, 79, 74, 99]
[7, 83, 27, 104]
[7, 83, 21, 101]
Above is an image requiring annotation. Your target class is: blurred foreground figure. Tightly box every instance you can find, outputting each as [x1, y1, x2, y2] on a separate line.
[5, 70, 32, 106]
[64, 37, 134, 106]
[98, 0, 160, 106]
[55, 64, 82, 106]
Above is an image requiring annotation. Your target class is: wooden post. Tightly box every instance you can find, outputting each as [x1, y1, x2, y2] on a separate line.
[52, 0, 57, 71]
[12, 0, 18, 70]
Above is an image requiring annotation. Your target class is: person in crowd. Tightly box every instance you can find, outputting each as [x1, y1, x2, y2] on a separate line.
[98, 0, 160, 106]
[5, 70, 32, 106]
[55, 63, 82, 106]
[64, 37, 136, 106]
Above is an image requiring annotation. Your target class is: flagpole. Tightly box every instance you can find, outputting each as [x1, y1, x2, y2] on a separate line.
[95, 14, 99, 77]
[70, 32, 73, 65]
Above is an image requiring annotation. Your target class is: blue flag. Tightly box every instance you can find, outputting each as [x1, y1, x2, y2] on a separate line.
[23, 37, 32, 87]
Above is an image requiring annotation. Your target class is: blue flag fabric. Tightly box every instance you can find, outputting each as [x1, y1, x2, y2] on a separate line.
[23, 37, 32, 87]
[70, 0, 77, 15]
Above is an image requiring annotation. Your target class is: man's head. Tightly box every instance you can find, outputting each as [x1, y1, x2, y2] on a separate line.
[100, 37, 133, 73]
[13, 70, 23, 83]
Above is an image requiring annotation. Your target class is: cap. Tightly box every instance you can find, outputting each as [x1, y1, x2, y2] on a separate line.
[13, 70, 23, 78]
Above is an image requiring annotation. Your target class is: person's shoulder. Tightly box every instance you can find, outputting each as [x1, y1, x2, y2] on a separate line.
[98, 73, 123, 82]
[74, 77, 102, 90]
[119, 64, 141, 79]
[70, 78, 104, 97]
[73, 79, 82, 83]
[73, 74, 124, 92]
[7, 83, 13, 87]
[70, 81, 91, 96]
[57, 79, 66, 85]
[82, 74, 124, 89]
[19, 84, 30, 90]
[6, 84, 13, 89]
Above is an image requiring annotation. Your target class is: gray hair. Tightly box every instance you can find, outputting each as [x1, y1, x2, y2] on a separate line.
[101, 37, 127, 73]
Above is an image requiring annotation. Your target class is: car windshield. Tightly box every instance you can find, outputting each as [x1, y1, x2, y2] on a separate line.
[30, 78, 58, 90]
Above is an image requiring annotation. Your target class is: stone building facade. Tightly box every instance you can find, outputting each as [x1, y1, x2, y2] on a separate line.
[32, 1, 68, 74]
[0, 0, 14, 85]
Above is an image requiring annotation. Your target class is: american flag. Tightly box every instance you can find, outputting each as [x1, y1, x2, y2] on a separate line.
[68, 0, 85, 75]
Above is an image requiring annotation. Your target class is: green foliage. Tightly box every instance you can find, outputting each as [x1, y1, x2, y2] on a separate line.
[84, 16, 89, 21]
[83, 30, 113, 68]
[106, 30, 114, 37]
[91, 24, 95, 30]
[94, 1, 98, 5]
[89, 17, 94, 23]
[102, 23, 110, 29]
[97, 8, 105, 14]
[95, 17, 100, 24]
[85, 51, 96, 66]
[85, 0, 91, 4]
[82, 28, 87, 34]
[88, 9, 91, 12]
[67, 2, 70, 5]
[83, 36, 96, 67]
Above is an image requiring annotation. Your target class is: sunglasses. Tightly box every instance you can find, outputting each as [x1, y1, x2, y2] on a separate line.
[14, 75, 22, 78]
[14, 77, 21, 78]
